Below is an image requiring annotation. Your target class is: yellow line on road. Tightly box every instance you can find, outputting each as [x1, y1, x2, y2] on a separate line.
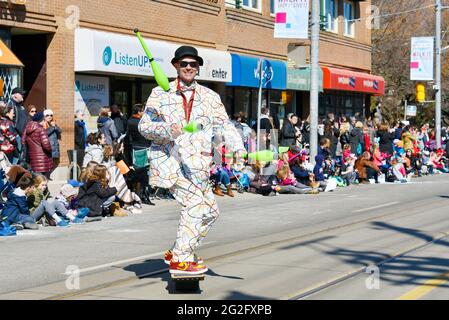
[398, 270, 449, 300]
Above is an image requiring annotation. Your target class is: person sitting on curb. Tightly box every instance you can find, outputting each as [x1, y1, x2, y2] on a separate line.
[355, 151, 381, 184]
[0, 175, 39, 230]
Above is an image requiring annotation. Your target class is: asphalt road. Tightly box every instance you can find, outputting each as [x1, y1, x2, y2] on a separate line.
[1, 174, 449, 300]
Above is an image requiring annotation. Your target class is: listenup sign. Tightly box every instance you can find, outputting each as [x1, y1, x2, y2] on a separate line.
[273, 0, 309, 39]
[75, 28, 232, 82]
[410, 37, 434, 81]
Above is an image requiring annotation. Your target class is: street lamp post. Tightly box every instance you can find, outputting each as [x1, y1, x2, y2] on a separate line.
[310, 0, 320, 164]
[435, 0, 442, 148]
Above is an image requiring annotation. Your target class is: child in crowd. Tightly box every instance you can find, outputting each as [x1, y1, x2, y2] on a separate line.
[78, 164, 119, 218]
[341, 156, 358, 185]
[313, 154, 336, 192]
[275, 159, 316, 194]
[28, 175, 85, 227]
[55, 181, 90, 220]
[0, 175, 38, 230]
[342, 144, 352, 160]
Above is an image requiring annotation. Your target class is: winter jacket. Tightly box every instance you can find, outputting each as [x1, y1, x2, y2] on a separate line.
[82, 144, 104, 167]
[1, 188, 30, 224]
[349, 128, 364, 156]
[77, 180, 117, 217]
[97, 116, 118, 145]
[252, 115, 273, 134]
[75, 120, 87, 151]
[280, 121, 296, 147]
[324, 128, 340, 158]
[22, 121, 53, 173]
[112, 114, 127, 136]
[47, 125, 62, 158]
[7, 99, 28, 136]
[313, 154, 326, 181]
[127, 115, 151, 149]
[355, 157, 380, 179]
[377, 130, 395, 155]
[0, 117, 17, 155]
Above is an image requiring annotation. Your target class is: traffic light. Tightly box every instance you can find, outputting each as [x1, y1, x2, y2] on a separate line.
[235, 0, 242, 9]
[416, 83, 425, 103]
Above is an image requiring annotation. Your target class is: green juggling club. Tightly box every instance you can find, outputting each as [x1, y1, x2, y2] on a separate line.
[134, 28, 170, 92]
[183, 120, 202, 133]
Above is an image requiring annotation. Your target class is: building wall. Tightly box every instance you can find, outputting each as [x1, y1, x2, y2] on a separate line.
[0, 0, 373, 168]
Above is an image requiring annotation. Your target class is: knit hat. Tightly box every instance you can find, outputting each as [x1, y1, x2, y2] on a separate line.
[32, 112, 44, 122]
[60, 184, 79, 198]
[43, 109, 54, 116]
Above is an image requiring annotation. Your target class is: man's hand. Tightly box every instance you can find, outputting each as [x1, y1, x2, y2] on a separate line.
[170, 124, 183, 139]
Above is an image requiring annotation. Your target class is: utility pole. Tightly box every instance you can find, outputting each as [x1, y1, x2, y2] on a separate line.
[435, 0, 442, 148]
[310, 0, 320, 163]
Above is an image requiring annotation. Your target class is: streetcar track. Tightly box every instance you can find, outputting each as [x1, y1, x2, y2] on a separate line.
[43, 197, 449, 300]
[285, 229, 449, 300]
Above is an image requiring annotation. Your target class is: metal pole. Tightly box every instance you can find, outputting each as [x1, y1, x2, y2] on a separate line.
[73, 149, 77, 180]
[436, 0, 442, 148]
[257, 59, 263, 174]
[404, 100, 407, 121]
[310, 0, 320, 164]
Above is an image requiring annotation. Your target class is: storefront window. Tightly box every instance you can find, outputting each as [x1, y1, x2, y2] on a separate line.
[141, 81, 157, 105]
[234, 87, 251, 121]
[320, 91, 364, 119]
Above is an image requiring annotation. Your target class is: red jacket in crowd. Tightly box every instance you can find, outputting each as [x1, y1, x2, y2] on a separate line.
[22, 121, 53, 173]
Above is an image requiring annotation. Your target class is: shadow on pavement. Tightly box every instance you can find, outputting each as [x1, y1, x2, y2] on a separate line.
[320, 221, 449, 289]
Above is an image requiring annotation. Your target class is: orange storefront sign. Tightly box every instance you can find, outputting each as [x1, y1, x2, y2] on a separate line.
[0, 39, 24, 67]
[322, 67, 385, 96]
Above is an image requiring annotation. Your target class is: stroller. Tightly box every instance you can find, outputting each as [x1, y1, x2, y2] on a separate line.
[230, 168, 250, 193]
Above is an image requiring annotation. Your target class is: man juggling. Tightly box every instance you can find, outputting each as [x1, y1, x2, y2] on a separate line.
[138, 45, 245, 275]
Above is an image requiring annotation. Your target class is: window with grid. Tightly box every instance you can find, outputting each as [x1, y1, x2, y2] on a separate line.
[325, 0, 338, 32]
[344, 0, 355, 37]
[242, 0, 261, 12]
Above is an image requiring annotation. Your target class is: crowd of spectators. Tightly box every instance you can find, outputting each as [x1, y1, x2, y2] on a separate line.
[1, 90, 448, 236]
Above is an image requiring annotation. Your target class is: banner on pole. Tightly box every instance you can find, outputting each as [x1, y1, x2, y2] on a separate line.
[406, 105, 417, 117]
[410, 37, 434, 81]
[274, 0, 309, 39]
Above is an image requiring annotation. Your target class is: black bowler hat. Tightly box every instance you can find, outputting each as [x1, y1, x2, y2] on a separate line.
[11, 87, 26, 96]
[171, 46, 204, 66]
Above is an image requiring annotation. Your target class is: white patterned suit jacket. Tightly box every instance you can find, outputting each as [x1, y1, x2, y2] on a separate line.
[138, 79, 245, 189]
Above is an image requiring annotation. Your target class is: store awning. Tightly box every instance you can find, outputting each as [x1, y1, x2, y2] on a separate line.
[75, 28, 232, 82]
[322, 66, 385, 95]
[0, 40, 23, 67]
[227, 54, 287, 90]
[287, 66, 323, 92]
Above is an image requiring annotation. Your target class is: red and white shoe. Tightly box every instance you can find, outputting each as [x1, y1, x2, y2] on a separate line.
[169, 261, 208, 275]
[164, 250, 203, 265]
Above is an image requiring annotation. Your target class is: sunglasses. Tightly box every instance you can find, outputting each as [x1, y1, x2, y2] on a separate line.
[30, 110, 36, 113]
[179, 61, 199, 68]
[45, 114, 53, 117]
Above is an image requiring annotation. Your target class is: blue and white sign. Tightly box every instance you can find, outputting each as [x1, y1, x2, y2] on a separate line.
[74, 74, 109, 133]
[75, 28, 232, 82]
[227, 54, 287, 90]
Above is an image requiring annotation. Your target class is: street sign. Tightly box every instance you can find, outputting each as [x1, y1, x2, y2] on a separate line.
[406, 104, 417, 117]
